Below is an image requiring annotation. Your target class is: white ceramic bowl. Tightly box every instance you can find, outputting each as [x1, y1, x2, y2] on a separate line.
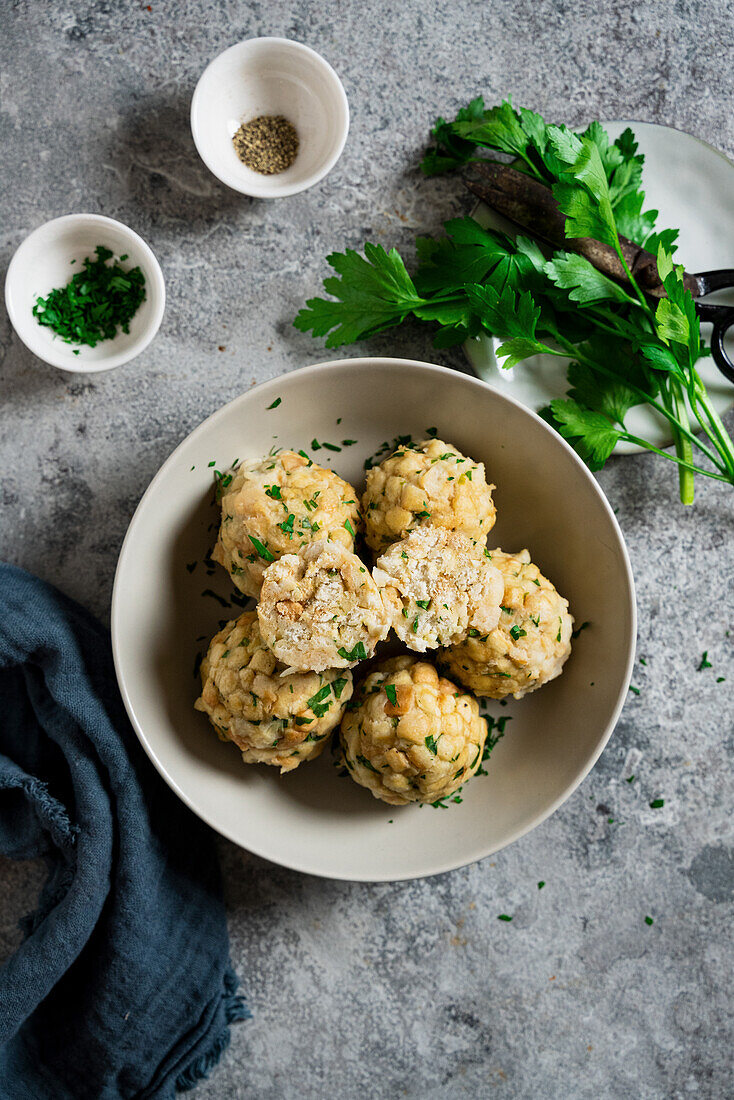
[5, 214, 165, 373]
[112, 358, 636, 882]
[190, 37, 349, 198]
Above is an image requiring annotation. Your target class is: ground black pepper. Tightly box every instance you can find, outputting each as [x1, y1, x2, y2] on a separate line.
[232, 115, 299, 175]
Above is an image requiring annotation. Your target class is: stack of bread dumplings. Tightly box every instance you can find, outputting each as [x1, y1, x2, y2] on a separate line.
[195, 438, 573, 806]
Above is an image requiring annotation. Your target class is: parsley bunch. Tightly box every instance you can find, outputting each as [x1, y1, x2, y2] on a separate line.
[294, 100, 734, 503]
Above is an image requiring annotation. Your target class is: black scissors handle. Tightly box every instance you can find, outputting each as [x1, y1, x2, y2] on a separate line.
[693, 270, 734, 385]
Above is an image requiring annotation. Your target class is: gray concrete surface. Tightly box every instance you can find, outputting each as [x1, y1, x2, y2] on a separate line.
[1, 1, 733, 1097]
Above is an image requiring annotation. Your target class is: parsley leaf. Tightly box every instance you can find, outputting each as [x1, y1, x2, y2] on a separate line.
[544, 252, 634, 305]
[549, 398, 621, 469]
[293, 244, 427, 348]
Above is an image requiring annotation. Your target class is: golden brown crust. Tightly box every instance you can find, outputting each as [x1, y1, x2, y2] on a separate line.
[362, 438, 496, 553]
[214, 451, 361, 596]
[339, 656, 487, 805]
[194, 611, 353, 772]
[440, 549, 573, 699]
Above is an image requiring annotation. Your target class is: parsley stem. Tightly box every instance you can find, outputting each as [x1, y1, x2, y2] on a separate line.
[615, 248, 656, 322]
[688, 373, 734, 478]
[670, 380, 695, 504]
[550, 334, 727, 472]
[619, 434, 733, 482]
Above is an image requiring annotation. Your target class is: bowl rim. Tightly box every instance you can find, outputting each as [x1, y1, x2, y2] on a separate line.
[190, 36, 350, 199]
[4, 212, 166, 374]
[111, 356, 637, 881]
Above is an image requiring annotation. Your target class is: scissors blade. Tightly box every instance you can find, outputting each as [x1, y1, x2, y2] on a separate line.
[465, 161, 704, 298]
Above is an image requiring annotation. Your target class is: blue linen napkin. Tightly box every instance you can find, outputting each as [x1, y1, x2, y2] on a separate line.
[0, 563, 249, 1099]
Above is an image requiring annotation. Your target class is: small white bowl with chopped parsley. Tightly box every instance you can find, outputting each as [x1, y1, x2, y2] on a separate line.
[5, 213, 165, 372]
[112, 357, 636, 882]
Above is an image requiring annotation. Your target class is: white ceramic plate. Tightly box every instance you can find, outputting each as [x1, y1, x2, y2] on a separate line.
[112, 358, 636, 882]
[465, 121, 734, 453]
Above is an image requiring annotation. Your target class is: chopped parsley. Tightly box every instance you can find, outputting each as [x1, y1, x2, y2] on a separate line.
[332, 678, 348, 700]
[356, 754, 379, 773]
[344, 518, 356, 537]
[425, 734, 439, 755]
[277, 513, 295, 536]
[697, 651, 712, 670]
[644, 916, 654, 926]
[537, 881, 545, 890]
[32, 245, 146, 347]
[510, 624, 527, 641]
[322, 441, 341, 452]
[629, 685, 640, 695]
[384, 683, 398, 706]
[416, 599, 431, 610]
[308, 682, 332, 717]
[337, 641, 367, 662]
[649, 798, 665, 809]
[307, 684, 333, 709]
[572, 621, 590, 638]
[267, 397, 282, 409]
[265, 484, 282, 500]
[310, 438, 322, 450]
[497, 914, 512, 922]
[202, 589, 230, 607]
[249, 535, 275, 561]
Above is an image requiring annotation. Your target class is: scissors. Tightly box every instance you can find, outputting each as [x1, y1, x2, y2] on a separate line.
[466, 162, 734, 385]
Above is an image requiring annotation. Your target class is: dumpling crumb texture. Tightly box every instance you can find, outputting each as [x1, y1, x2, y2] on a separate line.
[440, 548, 573, 699]
[195, 610, 353, 772]
[257, 539, 390, 672]
[362, 438, 496, 552]
[373, 527, 503, 652]
[213, 451, 361, 597]
[339, 656, 487, 805]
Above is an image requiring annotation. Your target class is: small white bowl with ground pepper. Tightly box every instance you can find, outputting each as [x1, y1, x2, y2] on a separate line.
[191, 37, 349, 199]
[5, 213, 165, 373]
